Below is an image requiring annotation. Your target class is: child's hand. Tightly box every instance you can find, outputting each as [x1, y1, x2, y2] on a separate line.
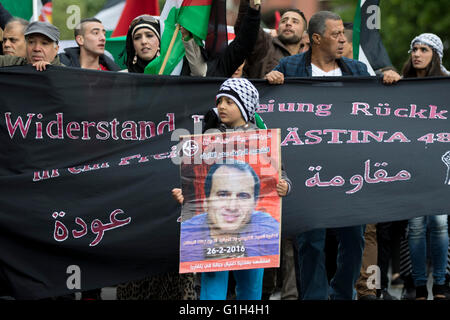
[276, 179, 289, 197]
[171, 188, 184, 204]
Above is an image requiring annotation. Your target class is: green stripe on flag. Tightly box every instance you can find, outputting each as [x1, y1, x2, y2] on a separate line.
[352, 0, 361, 60]
[144, 7, 185, 75]
[1, 0, 33, 20]
[105, 35, 127, 70]
[178, 5, 211, 40]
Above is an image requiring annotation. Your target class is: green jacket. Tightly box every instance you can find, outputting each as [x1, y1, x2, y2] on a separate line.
[0, 55, 64, 67]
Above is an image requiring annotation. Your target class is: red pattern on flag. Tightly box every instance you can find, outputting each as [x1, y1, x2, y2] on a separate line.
[181, 0, 212, 6]
[274, 11, 281, 31]
[112, 0, 160, 37]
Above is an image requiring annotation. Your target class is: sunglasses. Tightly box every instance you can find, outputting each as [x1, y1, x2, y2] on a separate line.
[130, 15, 159, 26]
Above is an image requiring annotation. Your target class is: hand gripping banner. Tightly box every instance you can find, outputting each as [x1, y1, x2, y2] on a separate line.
[0, 66, 449, 298]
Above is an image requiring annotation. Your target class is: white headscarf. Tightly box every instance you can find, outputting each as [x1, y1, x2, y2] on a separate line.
[409, 33, 449, 75]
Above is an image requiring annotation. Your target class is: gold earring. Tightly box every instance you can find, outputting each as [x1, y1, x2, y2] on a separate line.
[133, 55, 137, 64]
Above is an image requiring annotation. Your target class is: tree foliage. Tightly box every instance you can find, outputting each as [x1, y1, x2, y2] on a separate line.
[53, 0, 107, 40]
[330, 0, 450, 72]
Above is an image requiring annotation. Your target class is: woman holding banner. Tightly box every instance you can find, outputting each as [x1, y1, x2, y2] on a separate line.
[121, 15, 161, 73]
[401, 33, 450, 300]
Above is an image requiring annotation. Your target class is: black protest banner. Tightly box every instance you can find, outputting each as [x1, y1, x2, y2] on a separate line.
[0, 66, 449, 299]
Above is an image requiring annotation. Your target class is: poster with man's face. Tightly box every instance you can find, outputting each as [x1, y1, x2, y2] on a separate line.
[179, 129, 281, 273]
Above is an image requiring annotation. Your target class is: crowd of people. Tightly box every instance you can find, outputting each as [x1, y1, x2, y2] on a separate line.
[0, 0, 449, 301]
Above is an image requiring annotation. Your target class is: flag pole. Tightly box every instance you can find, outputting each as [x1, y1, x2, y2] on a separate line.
[159, 24, 181, 75]
[31, 0, 39, 22]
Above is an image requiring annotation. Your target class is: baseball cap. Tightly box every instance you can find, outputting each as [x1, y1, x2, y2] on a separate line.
[24, 21, 60, 43]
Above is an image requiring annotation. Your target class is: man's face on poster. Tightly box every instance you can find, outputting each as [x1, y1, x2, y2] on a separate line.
[205, 165, 256, 234]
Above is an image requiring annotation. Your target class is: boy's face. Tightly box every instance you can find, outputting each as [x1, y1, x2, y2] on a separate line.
[217, 96, 246, 128]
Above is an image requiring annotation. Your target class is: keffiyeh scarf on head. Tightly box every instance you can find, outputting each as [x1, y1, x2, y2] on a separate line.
[409, 33, 449, 75]
[216, 78, 260, 123]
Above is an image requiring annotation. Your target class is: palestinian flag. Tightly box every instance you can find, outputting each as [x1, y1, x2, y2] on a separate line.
[96, 0, 159, 35]
[178, 0, 212, 40]
[0, 0, 33, 20]
[95, 0, 127, 32]
[111, 0, 160, 37]
[353, 0, 392, 75]
[1, 0, 52, 22]
[145, 0, 212, 76]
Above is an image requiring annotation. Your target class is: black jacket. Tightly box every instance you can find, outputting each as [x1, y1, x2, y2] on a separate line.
[58, 47, 121, 71]
[205, 6, 260, 77]
[235, 0, 295, 79]
[181, 6, 260, 78]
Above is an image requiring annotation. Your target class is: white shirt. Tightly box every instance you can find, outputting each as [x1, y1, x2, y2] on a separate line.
[311, 63, 343, 77]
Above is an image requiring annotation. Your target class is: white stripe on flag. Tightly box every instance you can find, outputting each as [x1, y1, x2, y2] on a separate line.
[358, 45, 376, 76]
[159, 0, 183, 33]
[95, 1, 126, 31]
[31, 0, 41, 22]
[159, 0, 184, 75]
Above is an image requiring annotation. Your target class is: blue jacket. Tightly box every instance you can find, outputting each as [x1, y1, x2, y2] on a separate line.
[274, 49, 370, 77]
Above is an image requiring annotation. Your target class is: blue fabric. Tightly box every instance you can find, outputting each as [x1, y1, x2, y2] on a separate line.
[408, 214, 449, 286]
[200, 268, 264, 300]
[274, 49, 371, 77]
[180, 211, 280, 262]
[296, 226, 365, 300]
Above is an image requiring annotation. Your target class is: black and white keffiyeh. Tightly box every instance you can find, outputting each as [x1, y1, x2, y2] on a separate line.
[409, 33, 450, 75]
[216, 78, 259, 122]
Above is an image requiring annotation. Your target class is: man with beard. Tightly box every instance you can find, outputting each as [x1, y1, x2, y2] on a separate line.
[234, 0, 307, 79]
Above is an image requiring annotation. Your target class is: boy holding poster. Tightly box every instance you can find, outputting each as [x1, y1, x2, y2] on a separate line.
[172, 78, 292, 300]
